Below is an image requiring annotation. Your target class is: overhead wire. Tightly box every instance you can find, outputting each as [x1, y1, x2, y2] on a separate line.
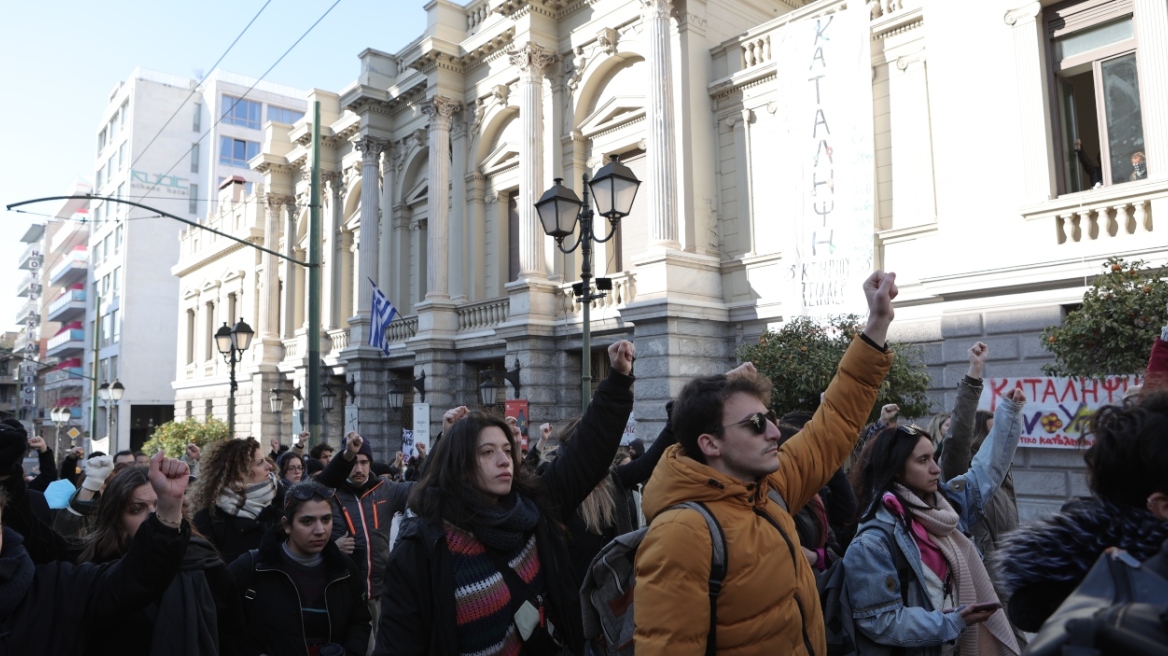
[135, 0, 344, 204]
[126, 0, 273, 173]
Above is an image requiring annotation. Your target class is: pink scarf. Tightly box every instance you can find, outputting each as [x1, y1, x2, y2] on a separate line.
[883, 492, 948, 582]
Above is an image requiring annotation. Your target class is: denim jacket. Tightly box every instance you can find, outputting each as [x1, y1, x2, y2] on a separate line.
[842, 397, 1024, 656]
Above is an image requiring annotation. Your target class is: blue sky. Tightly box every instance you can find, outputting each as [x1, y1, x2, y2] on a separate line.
[0, 1, 428, 335]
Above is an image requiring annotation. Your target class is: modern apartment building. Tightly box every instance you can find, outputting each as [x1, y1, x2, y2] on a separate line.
[86, 67, 306, 453]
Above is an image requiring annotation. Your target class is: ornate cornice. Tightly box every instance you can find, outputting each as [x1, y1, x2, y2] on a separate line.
[508, 42, 558, 81]
[422, 96, 463, 121]
[459, 28, 515, 73]
[353, 136, 390, 163]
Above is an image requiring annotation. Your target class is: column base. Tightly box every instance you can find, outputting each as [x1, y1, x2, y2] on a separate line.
[629, 248, 724, 305]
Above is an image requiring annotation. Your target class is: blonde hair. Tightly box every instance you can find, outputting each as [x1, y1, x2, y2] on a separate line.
[542, 417, 617, 535]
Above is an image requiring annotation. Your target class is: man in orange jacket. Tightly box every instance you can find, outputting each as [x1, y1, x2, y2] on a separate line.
[634, 271, 898, 656]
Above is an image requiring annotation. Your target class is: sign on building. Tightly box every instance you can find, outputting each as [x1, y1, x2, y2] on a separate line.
[411, 403, 430, 457]
[776, 5, 875, 317]
[977, 375, 1142, 449]
[505, 399, 530, 451]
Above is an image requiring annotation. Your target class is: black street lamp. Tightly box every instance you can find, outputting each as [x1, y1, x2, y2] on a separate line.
[215, 318, 254, 439]
[536, 155, 640, 412]
[97, 379, 125, 447]
[269, 387, 301, 447]
[387, 370, 426, 411]
[478, 361, 522, 408]
[50, 406, 70, 453]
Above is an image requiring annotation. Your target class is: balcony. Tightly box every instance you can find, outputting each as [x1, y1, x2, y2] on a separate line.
[46, 329, 86, 358]
[17, 243, 42, 271]
[1023, 178, 1168, 248]
[558, 272, 638, 315]
[457, 298, 511, 332]
[48, 250, 88, 287]
[47, 290, 86, 323]
[44, 365, 84, 391]
[16, 274, 42, 299]
[14, 297, 38, 326]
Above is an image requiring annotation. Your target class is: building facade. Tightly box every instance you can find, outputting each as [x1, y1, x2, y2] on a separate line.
[87, 68, 307, 453]
[172, 0, 1168, 519]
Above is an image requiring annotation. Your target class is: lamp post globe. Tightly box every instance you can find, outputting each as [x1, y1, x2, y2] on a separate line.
[322, 388, 336, 413]
[479, 378, 498, 408]
[269, 390, 283, 414]
[214, 323, 234, 355]
[387, 386, 405, 411]
[97, 382, 110, 402]
[589, 154, 642, 219]
[535, 178, 583, 241]
[231, 319, 255, 352]
[109, 379, 125, 401]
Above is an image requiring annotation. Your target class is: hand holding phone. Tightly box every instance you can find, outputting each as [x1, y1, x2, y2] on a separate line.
[968, 601, 1002, 613]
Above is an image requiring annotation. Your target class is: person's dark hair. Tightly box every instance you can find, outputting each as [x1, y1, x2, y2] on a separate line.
[970, 410, 994, 452]
[309, 443, 334, 460]
[671, 371, 773, 465]
[407, 410, 551, 529]
[850, 427, 961, 531]
[277, 451, 304, 479]
[89, 451, 106, 459]
[306, 458, 324, 478]
[282, 481, 336, 522]
[132, 451, 145, 459]
[777, 423, 801, 447]
[114, 450, 134, 460]
[780, 410, 815, 430]
[1084, 390, 1168, 508]
[79, 465, 151, 563]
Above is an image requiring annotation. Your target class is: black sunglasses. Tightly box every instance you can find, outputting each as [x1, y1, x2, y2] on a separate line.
[720, 411, 778, 436]
[284, 485, 336, 508]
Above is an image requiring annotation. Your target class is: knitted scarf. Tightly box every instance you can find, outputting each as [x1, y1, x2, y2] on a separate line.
[216, 472, 278, 520]
[463, 491, 540, 552]
[894, 484, 1019, 656]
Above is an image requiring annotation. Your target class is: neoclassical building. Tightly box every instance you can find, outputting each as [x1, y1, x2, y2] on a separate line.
[173, 0, 1168, 518]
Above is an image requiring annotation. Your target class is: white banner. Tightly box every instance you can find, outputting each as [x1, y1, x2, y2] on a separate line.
[977, 375, 1142, 449]
[777, 6, 875, 316]
[411, 403, 430, 457]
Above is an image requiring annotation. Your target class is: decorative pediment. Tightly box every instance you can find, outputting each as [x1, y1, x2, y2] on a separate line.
[182, 287, 202, 301]
[480, 142, 520, 176]
[221, 269, 246, 284]
[199, 279, 222, 294]
[578, 95, 646, 138]
[404, 178, 429, 206]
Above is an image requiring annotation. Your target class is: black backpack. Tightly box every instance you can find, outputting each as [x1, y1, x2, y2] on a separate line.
[817, 521, 915, 656]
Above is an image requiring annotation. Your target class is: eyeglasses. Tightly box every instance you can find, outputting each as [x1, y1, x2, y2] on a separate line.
[720, 411, 778, 436]
[283, 485, 336, 508]
[286, 466, 304, 473]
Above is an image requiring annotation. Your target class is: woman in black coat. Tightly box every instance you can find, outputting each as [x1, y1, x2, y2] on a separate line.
[227, 481, 370, 656]
[191, 437, 283, 563]
[376, 341, 636, 656]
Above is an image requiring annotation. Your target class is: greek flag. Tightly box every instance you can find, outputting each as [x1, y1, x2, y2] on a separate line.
[369, 278, 397, 355]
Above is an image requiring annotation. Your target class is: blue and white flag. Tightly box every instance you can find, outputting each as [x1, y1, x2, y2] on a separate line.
[369, 278, 398, 355]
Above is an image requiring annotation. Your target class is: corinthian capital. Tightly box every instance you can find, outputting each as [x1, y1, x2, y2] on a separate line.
[421, 95, 463, 122]
[508, 42, 558, 79]
[266, 193, 292, 210]
[353, 136, 389, 163]
[640, 0, 674, 20]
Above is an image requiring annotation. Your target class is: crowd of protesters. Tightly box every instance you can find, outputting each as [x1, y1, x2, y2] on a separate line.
[0, 270, 1165, 655]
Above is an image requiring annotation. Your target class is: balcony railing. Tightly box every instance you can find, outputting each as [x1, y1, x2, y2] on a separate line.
[18, 242, 42, 271]
[44, 367, 85, 390]
[559, 272, 638, 315]
[328, 328, 349, 352]
[46, 329, 86, 356]
[47, 290, 86, 323]
[14, 297, 38, 326]
[16, 275, 41, 298]
[48, 251, 88, 287]
[386, 316, 417, 344]
[458, 298, 510, 332]
[1022, 178, 1167, 245]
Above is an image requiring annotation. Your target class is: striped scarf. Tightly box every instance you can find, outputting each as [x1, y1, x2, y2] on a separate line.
[445, 523, 544, 656]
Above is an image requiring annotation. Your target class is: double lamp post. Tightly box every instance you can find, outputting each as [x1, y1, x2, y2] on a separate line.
[215, 318, 254, 439]
[535, 155, 641, 412]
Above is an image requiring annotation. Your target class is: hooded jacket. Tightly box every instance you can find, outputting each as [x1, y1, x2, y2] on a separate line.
[634, 336, 893, 656]
[993, 496, 1168, 632]
[226, 526, 371, 656]
[315, 449, 413, 600]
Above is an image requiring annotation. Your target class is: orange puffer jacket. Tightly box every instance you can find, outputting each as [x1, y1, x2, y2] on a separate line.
[634, 336, 893, 656]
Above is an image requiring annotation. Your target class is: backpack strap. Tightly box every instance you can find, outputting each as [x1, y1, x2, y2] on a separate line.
[671, 501, 727, 656]
[767, 488, 788, 514]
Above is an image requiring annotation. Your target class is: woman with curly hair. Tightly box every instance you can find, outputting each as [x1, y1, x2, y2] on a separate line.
[191, 437, 280, 563]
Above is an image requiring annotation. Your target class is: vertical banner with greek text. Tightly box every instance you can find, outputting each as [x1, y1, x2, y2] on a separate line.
[778, 6, 874, 317]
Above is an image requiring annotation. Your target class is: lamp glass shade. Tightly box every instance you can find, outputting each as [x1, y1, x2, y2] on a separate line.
[535, 178, 582, 239]
[322, 388, 337, 412]
[232, 319, 255, 351]
[51, 407, 66, 423]
[387, 386, 405, 411]
[269, 392, 283, 413]
[479, 379, 498, 407]
[109, 380, 125, 401]
[214, 323, 233, 354]
[97, 382, 110, 401]
[589, 155, 641, 219]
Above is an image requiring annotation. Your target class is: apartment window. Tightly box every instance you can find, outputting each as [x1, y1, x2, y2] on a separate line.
[227, 292, 238, 326]
[219, 136, 260, 167]
[106, 157, 115, 184]
[95, 167, 103, 190]
[189, 184, 199, 214]
[103, 236, 110, 261]
[110, 310, 120, 343]
[118, 142, 126, 170]
[204, 302, 215, 361]
[1049, 1, 1146, 193]
[101, 274, 110, 299]
[268, 106, 304, 124]
[113, 267, 121, 298]
[93, 205, 103, 230]
[116, 183, 125, 205]
[190, 143, 200, 173]
[115, 225, 123, 252]
[222, 95, 262, 129]
[109, 111, 118, 139]
[186, 309, 196, 364]
[185, 400, 193, 419]
[97, 128, 107, 154]
[101, 313, 111, 347]
[119, 100, 128, 128]
[193, 103, 202, 131]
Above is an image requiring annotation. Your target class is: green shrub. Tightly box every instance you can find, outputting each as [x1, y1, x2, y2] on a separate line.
[140, 417, 229, 458]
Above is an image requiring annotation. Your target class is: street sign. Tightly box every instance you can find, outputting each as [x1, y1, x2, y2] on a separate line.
[67, 428, 80, 439]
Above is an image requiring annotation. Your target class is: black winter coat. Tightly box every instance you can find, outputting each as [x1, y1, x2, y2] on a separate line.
[376, 369, 635, 656]
[193, 496, 282, 564]
[994, 496, 1168, 632]
[227, 526, 371, 656]
[0, 515, 189, 655]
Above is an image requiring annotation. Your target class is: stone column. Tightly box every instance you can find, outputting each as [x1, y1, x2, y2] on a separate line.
[377, 146, 396, 301]
[466, 172, 487, 301]
[278, 197, 297, 339]
[1133, 0, 1168, 180]
[352, 137, 388, 343]
[641, 0, 680, 247]
[450, 118, 469, 301]
[421, 96, 462, 300]
[321, 170, 341, 328]
[260, 194, 285, 339]
[509, 43, 558, 277]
